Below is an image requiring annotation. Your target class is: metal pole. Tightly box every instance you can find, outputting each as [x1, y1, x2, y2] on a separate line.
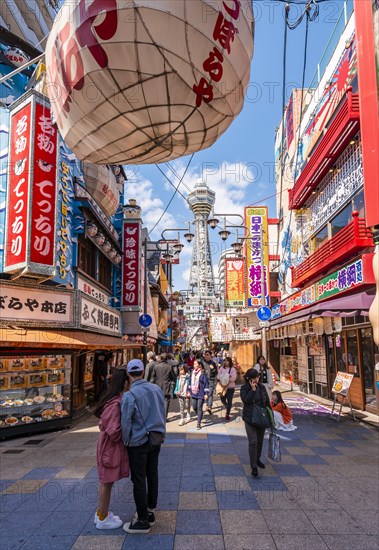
[143, 237, 148, 366]
[0, 53, 45, 85]
[261, 224, 267, 359]
[170, 263, 173, 352]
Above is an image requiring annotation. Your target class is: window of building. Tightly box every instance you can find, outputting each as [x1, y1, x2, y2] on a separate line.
[98, 253, 112, 290]
[352, 190, 365, 217]
[78, 234, 96, 279]
[331, 203, 353, 237]
[314, 225, 328, 250]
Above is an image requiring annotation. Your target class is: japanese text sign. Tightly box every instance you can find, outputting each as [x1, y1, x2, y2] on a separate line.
[332, 372, 354, 396]
[316, 259, 363, 300]
[225, 258, 245, 307]
[122, 221, 140, 308]
[77, 275, 109, 304]
[0, 283, 73, 324]
[80, 294, 121, 335]
[4, 91, 57, 276]
[244, 206, 270, 307]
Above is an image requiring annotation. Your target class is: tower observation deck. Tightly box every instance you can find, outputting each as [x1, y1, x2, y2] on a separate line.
[187, 181, 215, 298]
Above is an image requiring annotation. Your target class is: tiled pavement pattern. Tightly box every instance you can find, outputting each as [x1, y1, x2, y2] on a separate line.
[1, 392, 378, 550]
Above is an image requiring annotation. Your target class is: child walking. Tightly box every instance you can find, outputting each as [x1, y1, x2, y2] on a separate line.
[94, 368, 130, 529]
[174, 364, 191, 425]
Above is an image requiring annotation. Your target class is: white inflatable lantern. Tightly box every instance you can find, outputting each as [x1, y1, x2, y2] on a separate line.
[45, 0, 254, 164]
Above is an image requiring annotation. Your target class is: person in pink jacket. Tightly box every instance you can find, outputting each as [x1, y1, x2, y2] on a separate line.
[217, 356, 237, 421]
[94, 368, 130, 529]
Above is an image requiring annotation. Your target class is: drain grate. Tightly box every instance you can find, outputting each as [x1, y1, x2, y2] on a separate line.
[23, 439, 45, 446]
[2, 449, 25, 454]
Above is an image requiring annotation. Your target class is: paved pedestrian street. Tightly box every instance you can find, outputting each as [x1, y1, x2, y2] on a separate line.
[1, 393, 378, 550]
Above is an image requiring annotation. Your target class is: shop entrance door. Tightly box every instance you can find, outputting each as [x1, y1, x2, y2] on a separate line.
[360, 327, 377, 412]
[307, 356, 315, 394]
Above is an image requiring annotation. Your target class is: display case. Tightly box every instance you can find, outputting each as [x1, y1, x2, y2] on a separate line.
[0, 353, 72, 438]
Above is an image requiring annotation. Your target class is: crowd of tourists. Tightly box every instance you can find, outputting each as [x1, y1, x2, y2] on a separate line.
[93, 351, 296, 532]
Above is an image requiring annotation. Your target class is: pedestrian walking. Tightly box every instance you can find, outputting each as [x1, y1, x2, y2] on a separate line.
[185, 349, 196, 369]
[121, 359, 166, 534]
[188, 359, 209, 430]
[254, 356, 274, 400]
[271, 390, 297, 431]
[151, 353, 176, 420]
[144, 352, 156, 382]
[217, 357, 237, 420]
[174, 364, 191, 425]
[94, 368, 130, 530]
[241, 368, 272, 478]
[202, 350, 218, 415]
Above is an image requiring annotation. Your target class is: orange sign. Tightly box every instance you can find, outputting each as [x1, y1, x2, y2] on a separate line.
[225, 258, 245, 307]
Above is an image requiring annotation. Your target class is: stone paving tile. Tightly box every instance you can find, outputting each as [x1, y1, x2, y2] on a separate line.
[0, 537, 33, 550]
[68, 457, 97, 467]
[212, 464, 246, 476]
[157, 491, 180, 510]
[186, 433, 208, 439]
[158, 476, 181, 492]
[264, 509, 318, 534]
[220, 510, 269, 534]
[54, 467, 93, 479]
[216, 490, 260, 510]
[0, 511, 51, 539]
[285, 446, 316, 456]
[72, 535, 125, 549]
[272, 464, 310, 477]
[176, 510, 222, 534]
[248, 475, 288, 492]
[304, 508, 365, 534]
[292, 454, 327, 464]
[215, 475, 251, 492]
[242, 463, 277, 476]
[321, 534, 379, 549]
[22, 536, 81, 550]
[151, 511, 177, 534]
[178, 491, 218, 510]
[123, 534, 174, 549]
[211, 453, 240, 464]
[37, 511, 93, 536]
[272, 534, 328, 549]
[181, 465, 213, 477]
[174, 535, 224, 550]
[255, 491, 301, 510]
[180, 476, 215, 492]
[302, 439, 330, 447]
[2, 479, 48, 494]
[302, 464, 344, 477]
[22, 468, 62, 479]
[223, 534, 276, 549]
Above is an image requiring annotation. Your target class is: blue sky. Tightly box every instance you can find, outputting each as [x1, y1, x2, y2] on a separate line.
[123, 0, 344, 292]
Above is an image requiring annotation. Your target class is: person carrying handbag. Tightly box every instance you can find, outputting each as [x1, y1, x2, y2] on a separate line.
[217, 357, 237, 421]
[240, 367, 272, 478]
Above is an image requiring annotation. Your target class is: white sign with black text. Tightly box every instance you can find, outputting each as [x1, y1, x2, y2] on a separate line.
[80, 294, 121, 335]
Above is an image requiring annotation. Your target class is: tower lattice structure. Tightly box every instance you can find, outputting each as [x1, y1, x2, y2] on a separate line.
[187, 181, 215, 298]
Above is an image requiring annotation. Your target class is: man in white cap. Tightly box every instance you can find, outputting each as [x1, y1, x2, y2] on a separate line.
[121, 358, 166, 534]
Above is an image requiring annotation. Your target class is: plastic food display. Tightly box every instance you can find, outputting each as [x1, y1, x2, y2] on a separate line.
[0, 355, 72, 436]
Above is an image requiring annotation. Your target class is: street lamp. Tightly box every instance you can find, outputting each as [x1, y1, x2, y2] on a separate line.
[142, 237, 182, 364]
[161, 221, 195, 244]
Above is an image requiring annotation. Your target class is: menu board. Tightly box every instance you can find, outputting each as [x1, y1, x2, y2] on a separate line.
[332, 372, 354, 396]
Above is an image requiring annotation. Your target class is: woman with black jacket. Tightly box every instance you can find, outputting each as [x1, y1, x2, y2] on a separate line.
[240, 368, 271, 478]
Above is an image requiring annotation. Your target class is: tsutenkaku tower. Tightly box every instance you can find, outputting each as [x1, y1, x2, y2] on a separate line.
[187, 181, 215, 298]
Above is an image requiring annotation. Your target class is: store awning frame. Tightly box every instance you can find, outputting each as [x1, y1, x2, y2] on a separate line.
[269, 291, 375, 329]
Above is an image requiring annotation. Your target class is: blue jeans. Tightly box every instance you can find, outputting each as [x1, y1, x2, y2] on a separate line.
[191, 398, 204, 425]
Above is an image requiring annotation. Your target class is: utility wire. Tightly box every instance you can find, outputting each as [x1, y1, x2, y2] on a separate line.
[155, 164, 188, 201]
[278, 1, 315, 288]
[148, 153, 195, 236]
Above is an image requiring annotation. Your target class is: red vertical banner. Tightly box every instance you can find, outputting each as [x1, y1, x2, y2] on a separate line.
[4, 99, 32, 270]
[30, 101, 58, 267]
[122, 221, 141, 308]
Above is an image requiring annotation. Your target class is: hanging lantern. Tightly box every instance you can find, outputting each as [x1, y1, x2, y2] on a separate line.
[313, 318, 324, 336]
[45, 0, 254, 165]
[94, 232, 105, 245]
[4, 47, 30, 67]
[102, 240, 112, 253]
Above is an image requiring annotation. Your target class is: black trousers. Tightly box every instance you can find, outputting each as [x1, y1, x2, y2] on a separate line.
[244, 422, 266, 469]
[127, 442, 161, 522]
[220, 388, 235, 414]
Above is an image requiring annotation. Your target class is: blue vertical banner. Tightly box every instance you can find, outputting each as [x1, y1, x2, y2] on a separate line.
[53, 139, 79, 286]
[0, 108, 9, 273]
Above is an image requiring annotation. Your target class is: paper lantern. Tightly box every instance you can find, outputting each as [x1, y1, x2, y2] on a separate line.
[45, 0, 254, 165]
[4, 47, 30, 67]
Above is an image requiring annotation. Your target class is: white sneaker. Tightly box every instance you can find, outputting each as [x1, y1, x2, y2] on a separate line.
[96, 513, 123, 530]
[178, 419, 185, 426]
[94, 511, 120, 524]
[186, 414, 191, 423]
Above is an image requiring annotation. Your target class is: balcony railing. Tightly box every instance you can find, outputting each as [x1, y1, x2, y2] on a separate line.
[289, 88, 360, 209]
[291, 213, 373, 288]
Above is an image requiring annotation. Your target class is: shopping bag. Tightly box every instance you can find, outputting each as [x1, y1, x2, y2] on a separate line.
[268, 429, 281, 462]
[216, 382, 228, 397]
